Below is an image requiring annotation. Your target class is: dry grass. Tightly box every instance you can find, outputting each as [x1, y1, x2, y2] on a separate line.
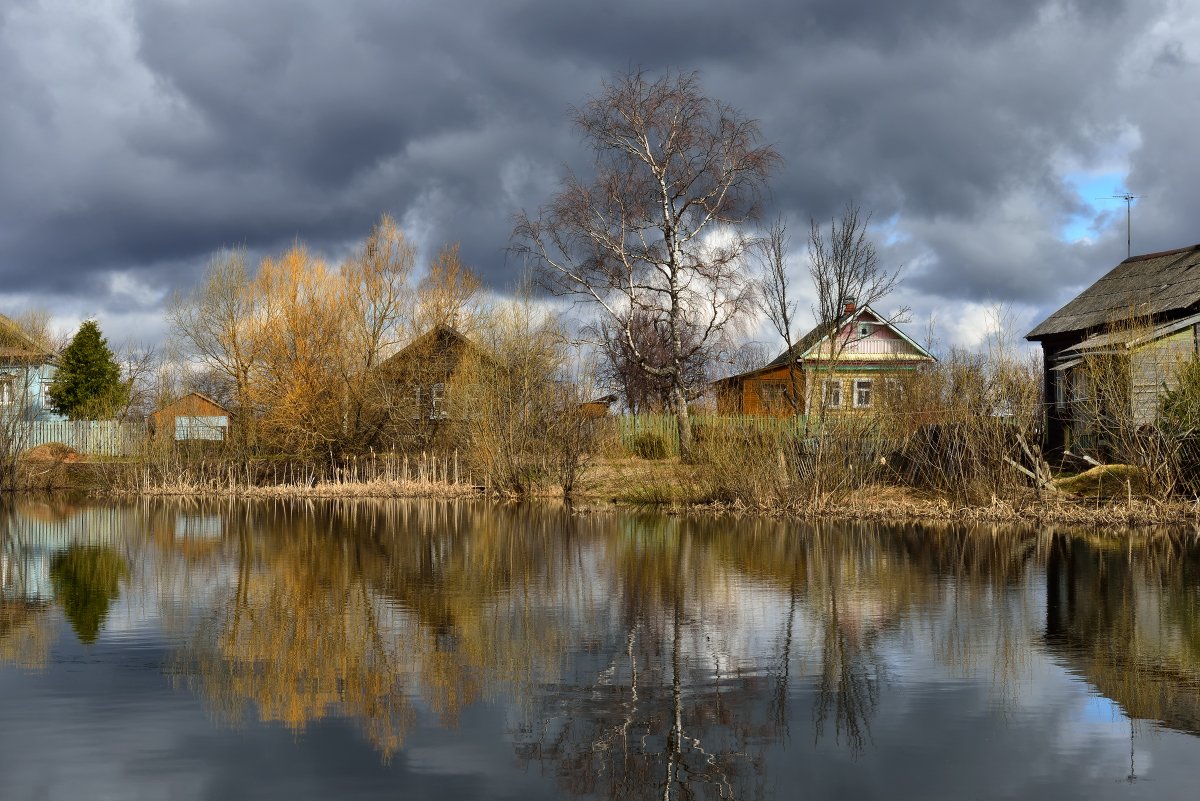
[1054, 464, 1148, 499]
[119, 476, 479, 500]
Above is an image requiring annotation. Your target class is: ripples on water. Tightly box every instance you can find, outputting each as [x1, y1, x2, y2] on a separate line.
[1, 497, 1199, 799]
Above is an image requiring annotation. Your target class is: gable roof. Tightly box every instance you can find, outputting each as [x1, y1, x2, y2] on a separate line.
[715, 305, 934, 384]
[0, 313, 54, 362]
[1026, 244, 1200, 340]
[378, 323, 479, 373]
[154, 391, 232, 415]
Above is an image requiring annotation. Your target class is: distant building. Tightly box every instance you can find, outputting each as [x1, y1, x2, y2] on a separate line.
[149, 392, 231, 441]
[0, 313, 64, 422]
[377, 324, 480, 422]
[1026, 244, 1200, 456]
[713, 304, 935, 416]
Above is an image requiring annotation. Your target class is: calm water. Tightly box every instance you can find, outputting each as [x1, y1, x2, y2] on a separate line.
[2, 499, 1199, 800]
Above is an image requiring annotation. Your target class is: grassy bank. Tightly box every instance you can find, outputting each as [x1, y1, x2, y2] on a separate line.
[15, 448, 1200, 528]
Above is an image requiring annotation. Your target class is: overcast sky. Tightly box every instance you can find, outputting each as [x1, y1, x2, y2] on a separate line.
[2, 0, 1197, 352]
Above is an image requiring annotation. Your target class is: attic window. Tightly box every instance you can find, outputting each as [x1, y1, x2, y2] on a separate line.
[858, 323, 871, 337]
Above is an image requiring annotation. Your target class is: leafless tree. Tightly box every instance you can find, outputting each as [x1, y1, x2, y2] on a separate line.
[513, 69, 778, 460]
[807, 202, 908, 419]
[756, 216, 804, 414]
[592, 312, 711, 414]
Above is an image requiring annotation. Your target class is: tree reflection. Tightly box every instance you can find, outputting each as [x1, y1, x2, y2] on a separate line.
[8, 496, 1200, 790]
[49, 546, 128, 644]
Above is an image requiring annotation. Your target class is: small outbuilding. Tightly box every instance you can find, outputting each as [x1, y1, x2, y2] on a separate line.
[149, 392, 231, 441]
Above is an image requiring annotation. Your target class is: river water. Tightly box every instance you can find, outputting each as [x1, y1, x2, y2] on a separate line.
[1, 498, 1198, 800]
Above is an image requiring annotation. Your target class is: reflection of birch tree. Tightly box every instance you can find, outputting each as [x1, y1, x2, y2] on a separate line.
[513, 519, 768, 800]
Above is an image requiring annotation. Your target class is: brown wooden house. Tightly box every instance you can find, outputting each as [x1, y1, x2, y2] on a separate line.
[714, 305, 935, 416]
[149, 392, 231, 441]
[377, 324, 480, 421]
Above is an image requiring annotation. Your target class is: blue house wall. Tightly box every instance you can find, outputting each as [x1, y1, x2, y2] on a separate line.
[0, 361, 66, 422]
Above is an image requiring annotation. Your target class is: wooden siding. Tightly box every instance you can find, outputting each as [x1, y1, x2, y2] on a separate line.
[1131, 328, 1195, 426]
[150, 393, 230, 440]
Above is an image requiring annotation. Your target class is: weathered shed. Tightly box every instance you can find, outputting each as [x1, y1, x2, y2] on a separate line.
[1026, 244, 1200, 455]
[149, 392, 231, 441]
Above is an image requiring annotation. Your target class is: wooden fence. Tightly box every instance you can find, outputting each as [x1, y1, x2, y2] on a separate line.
[12, 420, 147, 457]
[616, 413, 809, 455]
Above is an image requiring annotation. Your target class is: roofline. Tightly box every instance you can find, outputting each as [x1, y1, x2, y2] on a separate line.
[1026, 244, 1200, 340]
[798, 305, 937, 361]
[1119, 243, 1200, 264]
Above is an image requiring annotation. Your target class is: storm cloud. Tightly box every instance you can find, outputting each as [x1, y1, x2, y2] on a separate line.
[1, 0, 1196, 347]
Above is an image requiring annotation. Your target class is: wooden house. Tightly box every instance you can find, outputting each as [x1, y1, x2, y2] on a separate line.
[1026, 244, 1200, 456]
[149, 392, 231, 441]
[0, 313, 62, 422]
[713, 304, 935, 416]
[377, 324, 479, 421]
[579, 393, 618, 418]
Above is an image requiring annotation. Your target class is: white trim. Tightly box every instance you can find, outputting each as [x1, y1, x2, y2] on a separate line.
[852, 378, 874, 408]
[799, 304, 936, 361]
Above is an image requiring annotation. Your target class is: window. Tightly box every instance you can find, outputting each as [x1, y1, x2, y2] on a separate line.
[40, 378, 53, 404]
[430, 383, 447, 419]
[884, 377, 904, 405]
[858, 323, 871, 337]
[175, 416, 228, 441]
[411, 385, 422, 419]
[823, 379, 842, 408]
[760, 380, 792, 411]
[0, 376, 12, 407]
[853, 379, 873, 408]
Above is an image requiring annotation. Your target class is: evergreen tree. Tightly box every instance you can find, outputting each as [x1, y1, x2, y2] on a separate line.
[47, 320, 130, 419]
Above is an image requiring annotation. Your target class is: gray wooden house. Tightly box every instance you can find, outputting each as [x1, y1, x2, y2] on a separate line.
[1026, 244, 1200, 456]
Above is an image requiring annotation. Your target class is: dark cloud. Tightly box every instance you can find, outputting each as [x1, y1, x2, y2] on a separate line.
[0, 0, 1195, 347]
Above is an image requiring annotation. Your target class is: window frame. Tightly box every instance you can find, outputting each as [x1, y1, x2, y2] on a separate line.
[853, 378, 874, 409]
[822, 379, 843, 408]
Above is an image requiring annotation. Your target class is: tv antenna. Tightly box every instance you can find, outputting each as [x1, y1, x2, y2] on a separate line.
[1099, 193, 1141, 259]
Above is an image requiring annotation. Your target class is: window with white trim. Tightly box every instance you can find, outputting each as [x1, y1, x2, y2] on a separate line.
[0, 376, 13, 407]
[823, 379, 842, 408]
[853, 379, 873, 408]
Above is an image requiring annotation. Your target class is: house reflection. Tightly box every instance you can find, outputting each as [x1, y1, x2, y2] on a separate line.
[1045, 534, 1200, 735]
[1, 500, 129, 650]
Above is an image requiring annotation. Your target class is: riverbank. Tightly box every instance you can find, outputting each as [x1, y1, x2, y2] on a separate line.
[14, 453, 1200, 527]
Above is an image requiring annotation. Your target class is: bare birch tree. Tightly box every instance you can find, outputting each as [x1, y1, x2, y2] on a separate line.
[513, 69, 778, 460]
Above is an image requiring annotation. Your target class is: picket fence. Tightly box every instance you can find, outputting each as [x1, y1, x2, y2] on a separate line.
[14, 420, 147, 457]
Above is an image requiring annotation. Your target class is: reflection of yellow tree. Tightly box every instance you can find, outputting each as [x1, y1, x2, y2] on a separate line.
[0, 600, 56, 669]
[174, 500, 572, 759]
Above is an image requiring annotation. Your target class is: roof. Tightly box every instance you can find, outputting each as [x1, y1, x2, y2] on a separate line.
[378, 323, 483, 374]
[154, 391, 231, 415]
[715, 305, 934, 384]
[1026, 244, 1200, 340]
[1055, 311, 1200, 358]
[0, 313, 54, 362]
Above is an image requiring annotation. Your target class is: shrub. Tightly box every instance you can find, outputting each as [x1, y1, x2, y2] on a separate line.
[631, 431, 670, 460]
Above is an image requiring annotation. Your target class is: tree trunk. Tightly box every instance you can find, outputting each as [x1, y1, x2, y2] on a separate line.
[673, 382, 693, 462]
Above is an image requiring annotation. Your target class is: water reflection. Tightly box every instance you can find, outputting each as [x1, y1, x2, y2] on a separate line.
[2, 498, 1200, 798]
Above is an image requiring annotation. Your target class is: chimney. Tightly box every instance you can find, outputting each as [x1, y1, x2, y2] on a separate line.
[843, 300, 856, 315]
